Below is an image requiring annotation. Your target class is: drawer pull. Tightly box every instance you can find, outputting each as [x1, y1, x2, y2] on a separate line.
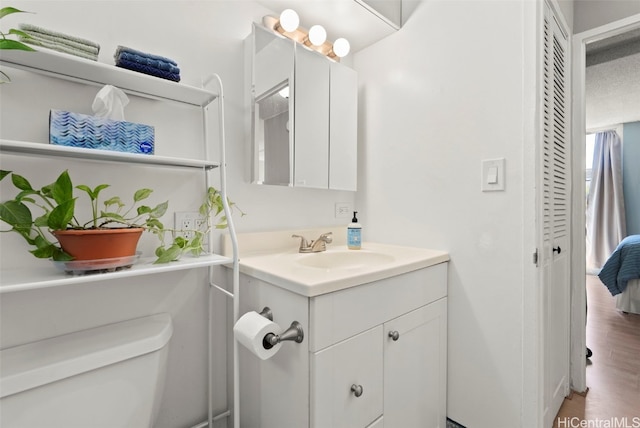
[388, 330, 400, 341]
[350, 384, 364, 397]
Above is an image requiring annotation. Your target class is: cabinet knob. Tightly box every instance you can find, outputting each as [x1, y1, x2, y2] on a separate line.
[350, 384, 364, 398]
[388, 330, 400, 341]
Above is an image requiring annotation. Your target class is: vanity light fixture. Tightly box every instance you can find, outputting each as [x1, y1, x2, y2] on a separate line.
[308, 25, 327, 47]
[276, 9, 299, 33]
[263, 11, 350, 61]
[330, 38, 351, 58]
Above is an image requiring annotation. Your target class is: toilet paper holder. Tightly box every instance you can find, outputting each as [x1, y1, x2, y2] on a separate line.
[258, 307, 304, 349]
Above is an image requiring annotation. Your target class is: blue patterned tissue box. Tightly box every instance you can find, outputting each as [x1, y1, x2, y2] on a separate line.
[49, 110, 154, 154]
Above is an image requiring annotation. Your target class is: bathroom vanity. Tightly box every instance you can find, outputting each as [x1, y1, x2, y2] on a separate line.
[228, 228, 448, 428]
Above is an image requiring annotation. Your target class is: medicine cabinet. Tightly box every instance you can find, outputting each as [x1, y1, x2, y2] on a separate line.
[250, 24, 358, 191]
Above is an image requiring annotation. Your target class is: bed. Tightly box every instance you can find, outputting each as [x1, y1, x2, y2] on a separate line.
[598, 234, 640, 315]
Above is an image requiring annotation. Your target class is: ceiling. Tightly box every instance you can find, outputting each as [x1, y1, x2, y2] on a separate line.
[585, 27, 640, 129]
[586, 27, 640, 66]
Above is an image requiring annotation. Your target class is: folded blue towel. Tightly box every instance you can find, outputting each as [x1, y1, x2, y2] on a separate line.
[116, 57, 180, 82]
[114, 45, 177, 66]
[117, 51, 180, 74]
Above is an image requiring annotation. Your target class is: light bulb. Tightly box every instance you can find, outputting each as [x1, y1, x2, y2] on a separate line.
[279, 9, 299, 33]
[333, 38, 350, 57]
[308, 25, 327, 46]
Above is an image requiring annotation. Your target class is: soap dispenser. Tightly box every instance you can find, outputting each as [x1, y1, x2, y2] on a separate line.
[347, 211, 362, 250]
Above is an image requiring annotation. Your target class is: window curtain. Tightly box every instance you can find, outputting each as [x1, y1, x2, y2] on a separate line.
[586, 130, 626, 273]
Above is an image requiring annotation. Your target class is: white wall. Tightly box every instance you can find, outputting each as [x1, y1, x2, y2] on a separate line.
[0, 1, 355, 427]
[353, 0, 537, 426]
[574, 0, 640, 33]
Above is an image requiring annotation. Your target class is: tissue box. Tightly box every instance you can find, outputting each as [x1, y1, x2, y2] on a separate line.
[49, 110, 154, 154]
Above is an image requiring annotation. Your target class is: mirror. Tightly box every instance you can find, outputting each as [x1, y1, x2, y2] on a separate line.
[255, 82, 291, 185]
[250, 23, 358, 191]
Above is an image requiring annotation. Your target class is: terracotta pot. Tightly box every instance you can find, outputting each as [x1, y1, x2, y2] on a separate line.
[52, 228, 144, 260]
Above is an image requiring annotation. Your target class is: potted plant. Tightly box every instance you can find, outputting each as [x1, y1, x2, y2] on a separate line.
[0, 169, 242, 265]
[1, 7, 36, 83]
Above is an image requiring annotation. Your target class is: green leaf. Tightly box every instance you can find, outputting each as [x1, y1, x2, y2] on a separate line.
[19, 196, 36, 204]
[133, 188, 152, 202]
[100, 211, 125, 222]
[0, 170, 11, 181]
[34, 214, 49, 227]
[0, 200, 32, 232]
[47, 199, 75, 230]
[15, 189, 38, 201]
[190, 246, 204, 257]
[173, 236, 188, 248]
[51, 247, 74, 261]
[103, 196, 123, 208]
[51, 170, 73, 205]
[137, 205, 151, 215]
[11, 173, 32, 191]
[0, 7, 32, 19]
[30, 245, 55, 259]
[92, 184, 110, 199]
[41, 183, 54, 198]
[150, 201, 168, 218]
[188, 234, 204, 252]
[75, 184, 94, 199]
[8, 28, 30, 38]
[0, 39, 36, 51]
[33, 235, 52, 249]
[155, 246, 165, 257]
[154, 244, 182, 264]
[145, 218, 163, 229]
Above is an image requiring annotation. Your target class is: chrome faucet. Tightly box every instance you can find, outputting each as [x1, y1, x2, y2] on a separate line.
[292, 232, 333, 253]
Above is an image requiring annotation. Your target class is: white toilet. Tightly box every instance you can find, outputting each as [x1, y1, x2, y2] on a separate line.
[0, 313, 173, 428]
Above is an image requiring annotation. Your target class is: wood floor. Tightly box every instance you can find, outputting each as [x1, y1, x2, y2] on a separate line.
[553, 275, 640, 426]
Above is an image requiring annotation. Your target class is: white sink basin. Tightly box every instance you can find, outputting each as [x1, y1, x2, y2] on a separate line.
[295, 249, 395, 270]
[235, 238, 449, 297]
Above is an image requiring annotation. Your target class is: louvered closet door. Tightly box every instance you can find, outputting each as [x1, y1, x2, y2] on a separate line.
[540, 3, 570, 427]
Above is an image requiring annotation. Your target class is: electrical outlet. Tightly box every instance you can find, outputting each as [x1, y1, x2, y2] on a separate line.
[174, 212, 209, 251]
[335, 203, 351, 219]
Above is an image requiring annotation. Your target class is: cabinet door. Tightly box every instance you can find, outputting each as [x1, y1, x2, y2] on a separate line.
[383, 298, 447, 428]
[311, 326, 383, 428]
[294, 45, 329, 188]
[329, 62, 357, 191]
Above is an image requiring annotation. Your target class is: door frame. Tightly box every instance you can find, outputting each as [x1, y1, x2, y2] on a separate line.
[570, 12, 640, 393]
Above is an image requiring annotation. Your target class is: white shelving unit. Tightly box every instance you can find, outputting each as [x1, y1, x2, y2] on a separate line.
[0, 48, 240, 428]
[0, 139, 220, 170]
[0, 49, 216, 106]
[0, 254, 232, 294]
[0, 49, 239, 295]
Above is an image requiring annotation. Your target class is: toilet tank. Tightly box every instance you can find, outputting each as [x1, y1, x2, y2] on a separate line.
[0, 313, 173, 428]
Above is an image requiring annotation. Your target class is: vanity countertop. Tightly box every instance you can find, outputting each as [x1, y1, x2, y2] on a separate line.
[230, 232, 449, 297]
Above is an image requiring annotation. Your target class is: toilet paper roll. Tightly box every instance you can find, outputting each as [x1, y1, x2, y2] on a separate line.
[233, 311, 282, 360]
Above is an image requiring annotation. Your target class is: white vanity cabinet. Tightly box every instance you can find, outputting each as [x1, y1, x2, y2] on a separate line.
[237, 260, 448, 428]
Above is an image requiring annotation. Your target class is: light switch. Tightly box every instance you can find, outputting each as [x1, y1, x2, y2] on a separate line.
[482, 158, 505, 192]
[487, 167, 498, 184]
